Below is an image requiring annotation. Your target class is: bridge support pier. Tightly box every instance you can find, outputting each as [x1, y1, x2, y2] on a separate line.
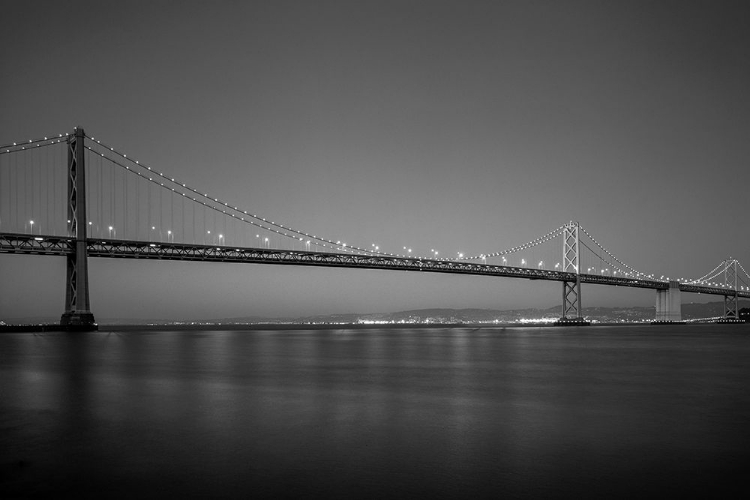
[60, 127, 97, 331]
[652, 280, 683, 324]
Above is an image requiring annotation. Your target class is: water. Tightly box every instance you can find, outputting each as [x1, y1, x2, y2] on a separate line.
[1, 325, 749, 498]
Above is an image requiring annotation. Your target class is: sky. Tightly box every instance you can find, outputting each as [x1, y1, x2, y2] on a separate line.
[1, 0, 749, 321]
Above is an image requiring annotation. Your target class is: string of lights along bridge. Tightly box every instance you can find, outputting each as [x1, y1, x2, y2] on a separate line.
[1, 127, 748, 329]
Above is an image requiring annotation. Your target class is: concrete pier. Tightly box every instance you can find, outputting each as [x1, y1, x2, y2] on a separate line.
[653, 280, 683, 323]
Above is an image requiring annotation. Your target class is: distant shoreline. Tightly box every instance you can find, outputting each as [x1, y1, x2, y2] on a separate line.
[3, 323, 521, 332]
[1, 321, 729, 333]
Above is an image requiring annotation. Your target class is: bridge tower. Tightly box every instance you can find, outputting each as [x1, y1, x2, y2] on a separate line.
[556, 221, 588, 325]
[720, 259, 742, 323]
[60, 127, 97, 330]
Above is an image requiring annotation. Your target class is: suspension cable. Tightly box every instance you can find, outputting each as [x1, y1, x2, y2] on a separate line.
[578, 225, 655, 280]
[461, 224, 566, 261]
[83, 135, 394, 256]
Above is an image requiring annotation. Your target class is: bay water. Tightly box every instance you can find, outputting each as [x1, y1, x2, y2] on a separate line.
[2, 325, 749, 498]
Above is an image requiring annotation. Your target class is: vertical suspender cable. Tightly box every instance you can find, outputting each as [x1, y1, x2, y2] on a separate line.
[148, 176, 151, 240]
[84, 148, 89, 236]
[33, 148, 37, 232]
[46, 145, 50, 234]
[38, 147, 42, 233]
[100, 152, 103, 237]
[31, 149, 35, 229]
[20, 151, 25, 230]
[8, 153, 11, 230]
[22, 150, 25, 230]
[51, 144, 55, 233]
[52, 145, 56, 234]
[96, 153, 100, 237]
[18, 150, 29, 232]
[4, 152, 8, 230]
[56, 144, 60, 235]
[14, 152, 18, 230]
[12, 152, 16, 230]
[111, 158, 115, 234]
[136, 168, 140, 241]
[0, 153, 4, 230]
[0, 153, 3, 230]
[28, 151, 31, 229]
[0, 155, 7, 231]
[113, 157, 116, 236]
[124, 165, 128, 239]
[1, 153, 4, 229]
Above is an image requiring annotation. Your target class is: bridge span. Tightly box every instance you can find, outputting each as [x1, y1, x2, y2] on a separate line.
[2, 231, 747, 326]
[1, 127, 748, 329]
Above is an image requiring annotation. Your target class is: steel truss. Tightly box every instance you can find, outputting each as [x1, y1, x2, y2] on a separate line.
[0, 234, 71, 255]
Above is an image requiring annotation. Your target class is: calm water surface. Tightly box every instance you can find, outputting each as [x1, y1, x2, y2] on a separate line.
[2, 325, 749, 498]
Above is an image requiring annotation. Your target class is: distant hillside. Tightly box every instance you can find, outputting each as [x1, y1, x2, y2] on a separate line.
[4, 300, 748, 326]
[288, 300, 750, 324]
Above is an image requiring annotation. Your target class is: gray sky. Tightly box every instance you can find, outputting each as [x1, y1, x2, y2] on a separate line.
[1, 0, 749, 321]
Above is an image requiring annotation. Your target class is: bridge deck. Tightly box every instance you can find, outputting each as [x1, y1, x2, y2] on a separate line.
[1, 233, 747, 297]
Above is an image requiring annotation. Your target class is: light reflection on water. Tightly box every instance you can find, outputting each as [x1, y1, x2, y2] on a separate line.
[1, 325, 749, 498]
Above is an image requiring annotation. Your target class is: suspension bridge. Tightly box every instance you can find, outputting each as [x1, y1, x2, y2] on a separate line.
[1, 127, 748, 329]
